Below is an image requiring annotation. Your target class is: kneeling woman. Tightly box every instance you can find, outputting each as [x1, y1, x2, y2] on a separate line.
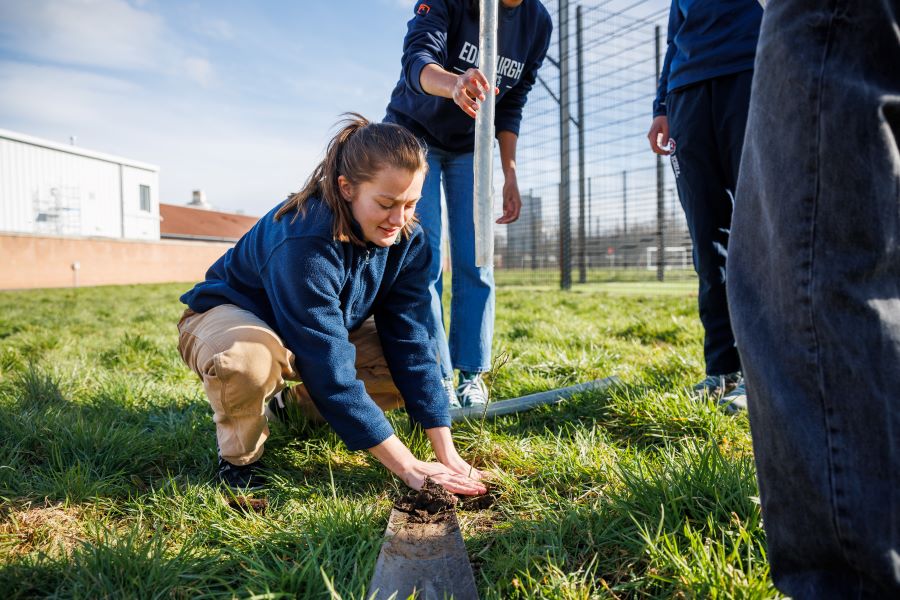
[177, 115, 485, 495]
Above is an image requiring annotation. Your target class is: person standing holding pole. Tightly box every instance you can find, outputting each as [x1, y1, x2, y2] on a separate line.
[646, 0, 763, 411]
[384, 0, 551, 407]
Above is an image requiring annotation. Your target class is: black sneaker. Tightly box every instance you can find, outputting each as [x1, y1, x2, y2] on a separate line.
[217, 457, 267, 491]
[264, 389, 289, 423]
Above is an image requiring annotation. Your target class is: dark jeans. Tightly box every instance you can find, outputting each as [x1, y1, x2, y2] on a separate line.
[666, 70, 752, 376]
[728, 0, 900, 597]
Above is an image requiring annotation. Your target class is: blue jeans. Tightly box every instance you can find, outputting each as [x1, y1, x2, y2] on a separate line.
[728, 0, 900, 597]
[666, 70, 752, 376]
[417, 147, 494, 378]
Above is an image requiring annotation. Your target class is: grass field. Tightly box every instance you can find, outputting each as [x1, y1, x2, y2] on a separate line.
[0, 282, 780, 599]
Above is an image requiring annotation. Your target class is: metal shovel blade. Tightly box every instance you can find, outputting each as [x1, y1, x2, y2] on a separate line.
[367, 507, 479, 600]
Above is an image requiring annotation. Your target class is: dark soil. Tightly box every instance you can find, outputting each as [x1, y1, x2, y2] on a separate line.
[457, 491, 495, 511]
[228, 496, 268, 514]
[393, 478, 459, 523]
[393, 478, 496, 523]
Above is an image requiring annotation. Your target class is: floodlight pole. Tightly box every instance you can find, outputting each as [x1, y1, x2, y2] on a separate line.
[576, 4, 586, 284]
[474, 0, 499, 267]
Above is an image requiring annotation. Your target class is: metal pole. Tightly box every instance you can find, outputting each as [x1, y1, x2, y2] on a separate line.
[576, 4, 586, 285]
[622, 170, 628, 235]
[655, 25, 666, 282]
[559, 0, 572, 290]
[588, 176, 592, 236]
[474, 0, 499, 267]
[587, 176, 592, 265]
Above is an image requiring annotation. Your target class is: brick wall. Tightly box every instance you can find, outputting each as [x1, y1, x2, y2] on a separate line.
[0, 234, 232, 290]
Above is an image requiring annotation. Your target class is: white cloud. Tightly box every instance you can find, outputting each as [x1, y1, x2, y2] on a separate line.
[182, 57, 214, 87]
[0, 0, 215, 85]
[0, 0, 170, 72]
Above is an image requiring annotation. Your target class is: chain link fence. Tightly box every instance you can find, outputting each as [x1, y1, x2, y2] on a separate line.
[492, 0, 693, 288]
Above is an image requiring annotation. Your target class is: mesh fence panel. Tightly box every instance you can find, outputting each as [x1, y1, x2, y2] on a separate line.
[491, 0, 693, 288]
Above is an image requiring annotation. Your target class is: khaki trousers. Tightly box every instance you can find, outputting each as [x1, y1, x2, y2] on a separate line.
[177, 304, 404, 465]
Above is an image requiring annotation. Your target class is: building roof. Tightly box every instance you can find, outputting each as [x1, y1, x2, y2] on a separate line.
[0, 128, 159, 172]
[159, 203, 258, 242]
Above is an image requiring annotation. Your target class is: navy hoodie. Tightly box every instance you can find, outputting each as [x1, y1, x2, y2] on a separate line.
[385, 0, 552, 153]
[653, 0, 763, 116]
[180, 197, 449, 451]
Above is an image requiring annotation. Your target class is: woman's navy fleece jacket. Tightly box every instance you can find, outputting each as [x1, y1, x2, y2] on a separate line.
[384, 0, 552, 153]
[180, 198, 449, 451]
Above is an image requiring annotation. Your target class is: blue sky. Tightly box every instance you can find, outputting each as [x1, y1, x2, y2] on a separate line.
[0, 0, 417, 215]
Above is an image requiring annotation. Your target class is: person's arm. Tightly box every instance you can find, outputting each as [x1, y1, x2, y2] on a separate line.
[401, 0, 456, 96]
[419, 63, 496, 119]
[491, 13, 552, 225]
[262, 236, 395, 452]
[648, 0, 680, 155]
[496, 130, 520, 224]
[368, 434, 486, 495]
[401, 0, 498, 117]
[373, 230, 484, 484]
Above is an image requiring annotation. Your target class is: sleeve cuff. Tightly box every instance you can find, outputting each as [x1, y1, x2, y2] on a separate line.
[652, 97, 667, 117]
[341, 419, 395, 452]
[408, 55, 439, 95]
[494, 119, 520, 137]
[412, 413, 452, 430]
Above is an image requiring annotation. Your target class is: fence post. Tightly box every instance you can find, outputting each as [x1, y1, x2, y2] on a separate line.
[558, 0, 572, 290]
[654, 24, 666, 282]
[576, 4, 586, 284]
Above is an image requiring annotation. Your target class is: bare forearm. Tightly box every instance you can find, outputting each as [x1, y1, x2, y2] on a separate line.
[497, 130, 518, 178]
[425, 426, 456, 463]
[419, 63, 459, 99]
[368, 435, 416, 478]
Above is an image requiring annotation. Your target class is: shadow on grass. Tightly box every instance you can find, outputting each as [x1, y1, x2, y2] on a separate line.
[0, 365, 406, 507]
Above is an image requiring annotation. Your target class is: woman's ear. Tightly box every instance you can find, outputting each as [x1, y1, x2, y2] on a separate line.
[337, 175, 354, 202]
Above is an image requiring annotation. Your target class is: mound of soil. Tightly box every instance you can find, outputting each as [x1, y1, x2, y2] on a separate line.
[393, 478, 459, 523]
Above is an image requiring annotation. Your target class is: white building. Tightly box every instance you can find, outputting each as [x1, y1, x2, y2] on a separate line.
[0, 128, 160, 240]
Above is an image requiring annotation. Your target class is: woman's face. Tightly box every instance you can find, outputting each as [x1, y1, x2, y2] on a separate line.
[339, 167, 425, 247]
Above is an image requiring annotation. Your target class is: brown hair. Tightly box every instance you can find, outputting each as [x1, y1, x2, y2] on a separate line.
[274, 113, 428, 246]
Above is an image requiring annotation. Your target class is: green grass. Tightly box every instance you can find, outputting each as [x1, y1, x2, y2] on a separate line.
[0, 282, 780, 598]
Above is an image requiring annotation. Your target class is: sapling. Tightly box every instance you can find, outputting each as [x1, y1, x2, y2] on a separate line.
[468, 350, 510, 480]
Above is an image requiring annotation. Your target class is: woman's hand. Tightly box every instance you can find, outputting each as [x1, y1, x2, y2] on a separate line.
[401, 459, 487, 495]
[420, 64, 499, 119]
[425, 426, 486, 482]
[451, 68, 500, 119]
[368, 433, 486, 496]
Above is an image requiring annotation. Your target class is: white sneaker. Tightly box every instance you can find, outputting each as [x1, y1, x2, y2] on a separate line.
[719, 380, 747, 414]
[456, 373, 488, 407]
[443, 378, 462, 409]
